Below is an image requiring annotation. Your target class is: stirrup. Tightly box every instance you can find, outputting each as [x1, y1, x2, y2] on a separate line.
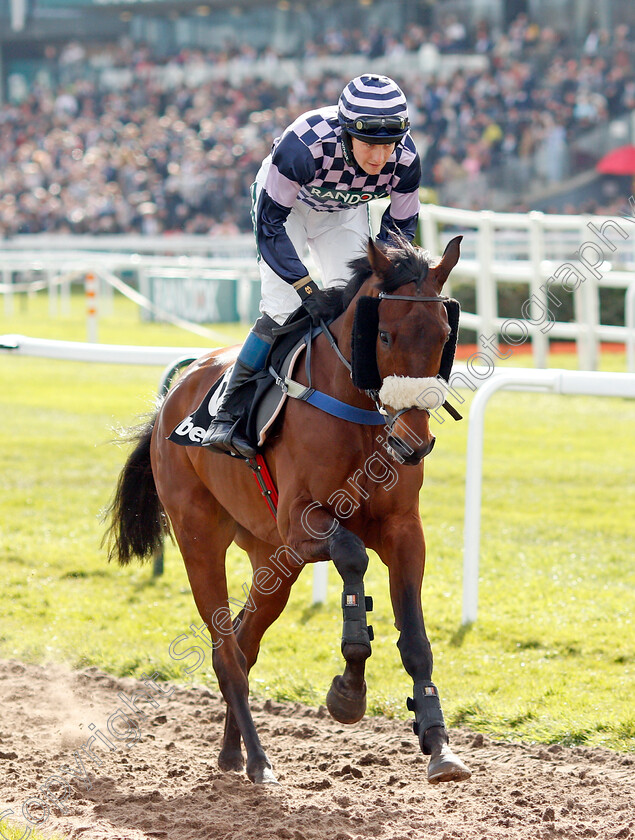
[202, 416, 256, 458]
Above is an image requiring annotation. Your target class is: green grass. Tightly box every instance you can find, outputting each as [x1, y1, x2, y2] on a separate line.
[0, 824, 67, 840]
[1, 289, 634, 752]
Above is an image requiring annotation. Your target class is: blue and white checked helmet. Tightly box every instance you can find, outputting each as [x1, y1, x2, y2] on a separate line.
[338, 74, 410, 145]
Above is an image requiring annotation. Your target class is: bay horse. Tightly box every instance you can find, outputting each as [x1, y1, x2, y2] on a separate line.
[105, 236, 471, 785]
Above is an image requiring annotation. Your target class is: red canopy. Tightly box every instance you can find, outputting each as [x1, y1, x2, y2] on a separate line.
[596, 145, 635, 175]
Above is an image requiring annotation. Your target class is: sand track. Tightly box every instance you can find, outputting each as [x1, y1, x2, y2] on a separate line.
[0, 660, 632, 840]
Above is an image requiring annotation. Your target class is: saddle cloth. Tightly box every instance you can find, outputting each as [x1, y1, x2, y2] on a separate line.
[168, 331, 309, 451]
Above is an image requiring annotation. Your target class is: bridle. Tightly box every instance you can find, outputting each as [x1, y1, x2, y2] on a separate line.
[322, 290, 451, 373]
[373, 292, 454, 459]
[318, 289, 457, 462]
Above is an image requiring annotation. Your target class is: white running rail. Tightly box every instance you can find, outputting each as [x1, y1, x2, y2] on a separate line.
[462, 368, 635, 625]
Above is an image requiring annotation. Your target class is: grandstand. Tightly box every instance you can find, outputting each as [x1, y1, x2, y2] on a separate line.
[3, 0, 635, 231]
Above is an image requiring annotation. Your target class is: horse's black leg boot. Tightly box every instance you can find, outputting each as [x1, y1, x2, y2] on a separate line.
[340, 583, 374, 654]
[407, 681, 447, 754]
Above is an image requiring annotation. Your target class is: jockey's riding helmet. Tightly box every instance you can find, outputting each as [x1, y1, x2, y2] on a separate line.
[338, 74, 410, 147]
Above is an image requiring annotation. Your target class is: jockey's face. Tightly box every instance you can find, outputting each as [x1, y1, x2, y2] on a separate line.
[351, 138, 396, 174]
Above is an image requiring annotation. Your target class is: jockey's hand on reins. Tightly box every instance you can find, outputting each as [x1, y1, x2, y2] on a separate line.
[302, 295, 324, 327]
[296, 278, 324, 326]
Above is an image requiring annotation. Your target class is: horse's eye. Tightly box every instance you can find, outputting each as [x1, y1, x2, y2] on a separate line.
[379, 330, 391, 347]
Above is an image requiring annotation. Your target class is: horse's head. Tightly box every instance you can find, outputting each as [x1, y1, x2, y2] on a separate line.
[350, 236, 462, 465]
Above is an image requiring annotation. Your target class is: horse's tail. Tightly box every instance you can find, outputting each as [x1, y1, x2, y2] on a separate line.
[103, 414, 170, 565]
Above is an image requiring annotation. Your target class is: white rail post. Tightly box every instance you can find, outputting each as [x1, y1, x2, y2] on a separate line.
[573, 272, 590, 370]
[584, 268, 600, 371]
[419, 204, 439, 257]
[312, 561, 329, 605]
[463, 368, 635, 624]
[85, 271, 98, 343]
[60, 272, 71, 316]
[578, 217, 600, 370]
[463, 371, 557, 624]
[47, 268, 57, 318]
[529, 211, 548, 368]
[475, 211, 497, 349]
[3, 267, 12, 316]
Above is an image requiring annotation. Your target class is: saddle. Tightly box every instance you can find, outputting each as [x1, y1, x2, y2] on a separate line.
[169, 318, 318, 452]
[169, 293, 462, 454]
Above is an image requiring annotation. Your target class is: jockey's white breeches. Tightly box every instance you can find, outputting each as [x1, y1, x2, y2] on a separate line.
[253, 156, 371, 325]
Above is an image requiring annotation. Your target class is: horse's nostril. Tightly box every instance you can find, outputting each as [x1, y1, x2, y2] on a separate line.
[418, 436, 436, 459]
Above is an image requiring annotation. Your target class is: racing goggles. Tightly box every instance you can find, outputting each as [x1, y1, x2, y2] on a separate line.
[344, 115, 410, 142]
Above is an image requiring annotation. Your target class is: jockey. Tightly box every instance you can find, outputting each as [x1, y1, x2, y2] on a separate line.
[203, 73, 422, 457]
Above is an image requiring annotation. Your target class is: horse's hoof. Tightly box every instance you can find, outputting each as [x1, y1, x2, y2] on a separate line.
[249, 764, 280, 785]
[218, 748, 244, 773]
[427, 746, 472, 784]
[326, 675, 367, 724]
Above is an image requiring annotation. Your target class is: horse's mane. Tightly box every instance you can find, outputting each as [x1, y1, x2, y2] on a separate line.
[313, 237, 432, 321]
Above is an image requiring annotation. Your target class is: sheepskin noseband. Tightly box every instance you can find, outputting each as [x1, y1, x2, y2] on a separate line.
[378, 375, 448, 411]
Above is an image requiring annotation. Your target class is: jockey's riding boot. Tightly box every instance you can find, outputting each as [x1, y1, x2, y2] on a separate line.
[202, 317, 276, 458]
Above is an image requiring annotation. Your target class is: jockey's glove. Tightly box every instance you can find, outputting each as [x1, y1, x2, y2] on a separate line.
[295, 277, 323, 326]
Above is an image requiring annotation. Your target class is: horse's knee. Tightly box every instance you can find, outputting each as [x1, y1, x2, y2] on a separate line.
[329, 527, 368, 581]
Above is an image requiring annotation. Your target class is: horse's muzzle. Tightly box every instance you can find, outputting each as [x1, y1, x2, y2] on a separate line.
[387, 433, 436, 465]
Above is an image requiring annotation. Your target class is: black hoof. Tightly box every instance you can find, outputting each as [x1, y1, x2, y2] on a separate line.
[326, 675, 367, 724]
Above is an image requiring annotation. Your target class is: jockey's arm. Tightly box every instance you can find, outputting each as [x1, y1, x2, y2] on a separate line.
[255, 132, 317, 285]
[377, 146, 422, 244]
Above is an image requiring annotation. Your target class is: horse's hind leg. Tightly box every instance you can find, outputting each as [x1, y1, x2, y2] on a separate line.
[163, 487, 277, 784]
[219, 538, 302, 773]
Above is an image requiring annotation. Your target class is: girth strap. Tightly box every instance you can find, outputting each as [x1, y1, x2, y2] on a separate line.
[247, 454, 278, 520]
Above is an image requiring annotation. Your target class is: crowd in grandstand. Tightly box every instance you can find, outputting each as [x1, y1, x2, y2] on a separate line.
[1, 14, 634, 237]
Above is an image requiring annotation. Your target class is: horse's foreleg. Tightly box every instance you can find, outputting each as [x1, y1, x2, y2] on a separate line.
[287, 507, 372, 724]
[326, 525, 374, 723]
[380, 516, 471, 784]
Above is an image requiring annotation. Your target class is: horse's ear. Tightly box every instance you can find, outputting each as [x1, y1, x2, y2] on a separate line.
[433, 235, 462, 287]
[367, 238, 393, 281]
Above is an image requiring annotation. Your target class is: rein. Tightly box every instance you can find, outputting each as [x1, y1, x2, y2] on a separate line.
[273, 287, 457, 431]
[378, 292, 450, 303]
[269, 319, 385, 425]
[253, 285, 461, 513]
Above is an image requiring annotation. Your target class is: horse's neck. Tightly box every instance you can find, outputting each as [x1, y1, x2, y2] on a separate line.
[314, 285, 375, 410]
